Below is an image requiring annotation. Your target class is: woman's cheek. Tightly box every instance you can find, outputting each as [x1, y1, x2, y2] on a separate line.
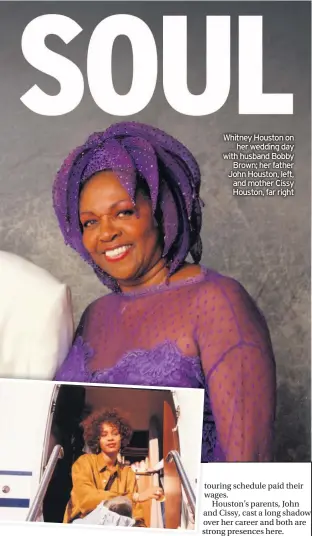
[82, 230, 89, 248]
[82, 231, 96, 252]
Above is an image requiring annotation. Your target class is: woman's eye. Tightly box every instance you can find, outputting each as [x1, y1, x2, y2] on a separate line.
[82, 219, 97, 228]
[117, 209, 135, 218]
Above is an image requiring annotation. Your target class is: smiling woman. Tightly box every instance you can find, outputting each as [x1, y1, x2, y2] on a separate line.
[79, 172, 163, 287]
[53, 121, 276, 463]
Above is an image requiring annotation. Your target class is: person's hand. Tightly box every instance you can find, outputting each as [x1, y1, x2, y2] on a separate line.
[139, 486, 164, 502]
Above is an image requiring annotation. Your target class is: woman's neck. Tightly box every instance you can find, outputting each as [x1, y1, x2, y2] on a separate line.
[118, 260, 202, 294]
[118, 258, 169, 293]
[101, 451, 118, 468]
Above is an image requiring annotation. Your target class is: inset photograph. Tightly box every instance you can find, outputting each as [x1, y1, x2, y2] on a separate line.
[0, 379, 203, 530]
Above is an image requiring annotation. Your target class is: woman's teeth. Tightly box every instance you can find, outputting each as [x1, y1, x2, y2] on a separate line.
[105, 245, 131, 259]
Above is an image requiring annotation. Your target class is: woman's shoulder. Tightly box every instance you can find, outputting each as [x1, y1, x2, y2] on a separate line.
[196, 266, 266, 323]
[177, 264, 245, 296]
[192, 265, 259, 310]
[80, 291, 118, 319]
[199, 265, 245, 292]
[72, 452, 97, 468]
[173, 263, 242, 287]
[119, 463, 135, 474]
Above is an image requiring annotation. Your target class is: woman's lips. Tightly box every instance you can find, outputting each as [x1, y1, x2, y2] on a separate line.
[104, 245, 132, 262]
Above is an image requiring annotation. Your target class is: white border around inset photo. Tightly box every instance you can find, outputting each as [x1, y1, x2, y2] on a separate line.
[0, 377, 204, 532]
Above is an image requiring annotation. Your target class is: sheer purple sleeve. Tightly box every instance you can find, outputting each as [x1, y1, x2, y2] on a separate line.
[196, 276, 276, 462]
[53, 307, 93, 382]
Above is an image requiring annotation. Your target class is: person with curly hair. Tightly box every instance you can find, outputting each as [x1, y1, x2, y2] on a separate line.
[53, 122, 276, 463]
[63, 409, 162, 525]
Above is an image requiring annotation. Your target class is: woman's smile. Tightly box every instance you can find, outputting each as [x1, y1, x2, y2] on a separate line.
[103, 244, 133, 262]
[105, 442, 117, 449]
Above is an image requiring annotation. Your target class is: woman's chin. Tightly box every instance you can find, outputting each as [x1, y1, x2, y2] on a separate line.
[106, 271, 137, 285]
[93, 260, 136, 282]
[98, 261, 142, 285]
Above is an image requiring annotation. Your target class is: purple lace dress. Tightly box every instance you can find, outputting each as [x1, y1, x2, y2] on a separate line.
[55, 267, 276, 463]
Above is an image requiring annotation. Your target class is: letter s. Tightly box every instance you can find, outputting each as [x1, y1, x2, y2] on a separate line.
[20, 14, 84, 116]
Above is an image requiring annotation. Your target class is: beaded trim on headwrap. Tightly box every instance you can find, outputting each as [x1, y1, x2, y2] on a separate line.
[52, 122, 203, 292]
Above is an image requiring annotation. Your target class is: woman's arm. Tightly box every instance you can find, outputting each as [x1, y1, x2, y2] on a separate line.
[123, 468, 146, 525]
[196, 276, 276, 462]
[125, 467, 163, 502]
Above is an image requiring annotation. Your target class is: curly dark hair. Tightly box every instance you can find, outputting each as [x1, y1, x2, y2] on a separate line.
[81, 408, 133, 454]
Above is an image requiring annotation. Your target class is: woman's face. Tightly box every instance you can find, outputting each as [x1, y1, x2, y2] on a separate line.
[79, 171, 162, 286]
[99, 422, 122, 455]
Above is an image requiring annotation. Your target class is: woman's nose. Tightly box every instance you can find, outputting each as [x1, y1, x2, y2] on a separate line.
[98, 217, 121, 242]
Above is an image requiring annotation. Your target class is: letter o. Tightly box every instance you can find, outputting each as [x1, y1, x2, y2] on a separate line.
[88, 14, 157, 115]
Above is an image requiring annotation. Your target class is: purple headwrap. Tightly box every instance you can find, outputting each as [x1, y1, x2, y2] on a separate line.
[53, 122, 203, 292]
